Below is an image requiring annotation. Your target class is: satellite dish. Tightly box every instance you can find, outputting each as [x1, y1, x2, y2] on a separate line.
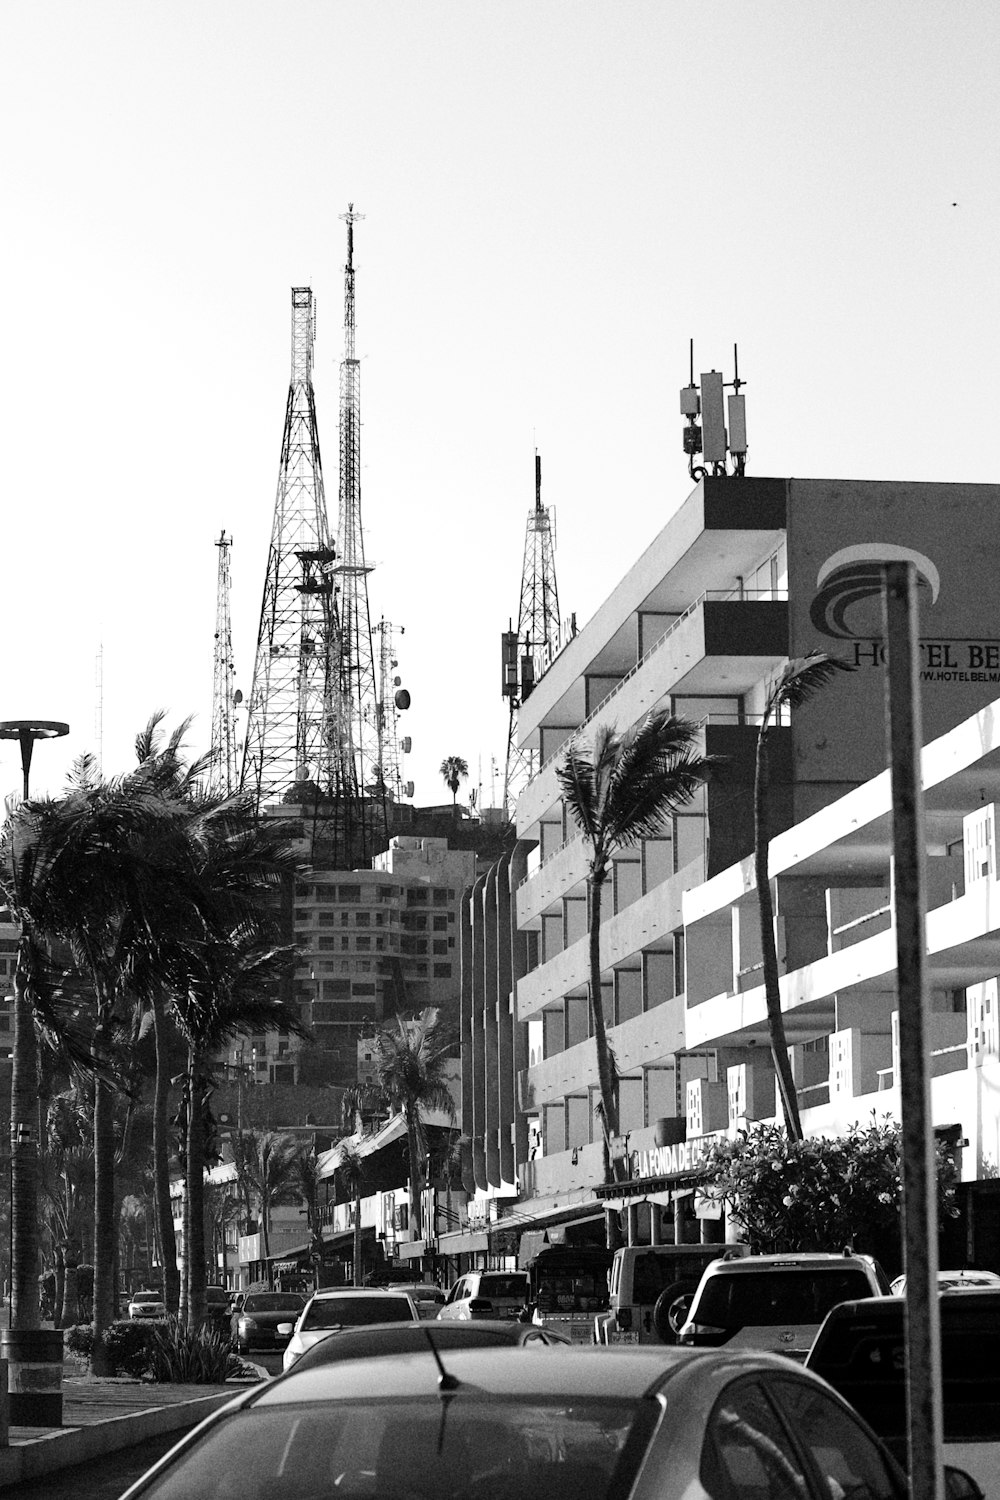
[233, 689, 244, 705]
[401, 736, 412, 754]
[394, 689, 410, 710]
[404, 781, 414, 798]
[393, 676, 401, 687]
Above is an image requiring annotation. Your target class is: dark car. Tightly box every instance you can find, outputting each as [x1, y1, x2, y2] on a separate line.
[281, 1317, 571, 1374]
[115, 1344, 980, 1500]
[806, 1289, 1000, 1494]
[233, 1292, 306, 1353]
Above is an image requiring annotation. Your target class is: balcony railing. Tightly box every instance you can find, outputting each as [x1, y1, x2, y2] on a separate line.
[524, 590, 788, 787]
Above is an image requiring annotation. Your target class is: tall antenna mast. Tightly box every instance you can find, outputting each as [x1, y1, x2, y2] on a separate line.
[332, 207, 382, 822]
[242, 288, 340, 811]
[211, 530, 241, 796]
[373, 618, 411, 805]
[501, 450, 562, 814]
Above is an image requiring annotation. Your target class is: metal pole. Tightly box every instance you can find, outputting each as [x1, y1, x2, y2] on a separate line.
[882, 561, 943, 1500]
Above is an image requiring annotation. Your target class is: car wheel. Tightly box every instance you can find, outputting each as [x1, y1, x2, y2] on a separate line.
[652, 1282, 689, 1344]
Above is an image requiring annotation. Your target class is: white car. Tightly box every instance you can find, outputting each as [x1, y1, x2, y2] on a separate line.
[279, 1287, 419, 1370]
[127, 1290, 166, 1320]
[889, 1268, 1000, 1295]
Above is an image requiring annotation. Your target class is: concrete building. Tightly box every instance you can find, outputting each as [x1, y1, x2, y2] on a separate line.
[463, 472, 1000, 1259]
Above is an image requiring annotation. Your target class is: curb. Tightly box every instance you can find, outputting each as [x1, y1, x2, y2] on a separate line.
[0, 1389, 237, 1491]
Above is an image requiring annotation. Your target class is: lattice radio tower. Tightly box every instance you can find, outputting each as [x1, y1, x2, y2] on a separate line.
[501, 452, 561, 815]
[241, 287, 342, 813]
[374, 618, 412, 804]
[210, 530, 241, 795]
[332, 205, 382, 805]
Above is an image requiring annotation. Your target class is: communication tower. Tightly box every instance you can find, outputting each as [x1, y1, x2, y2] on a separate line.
[210, 530, 242, 796]
[332, 205, 382, 804]
[501, 452, 562, 814]
[680, 340, 748, 480]
[373, 619, 413, 804]
[241, 288, 341, 811]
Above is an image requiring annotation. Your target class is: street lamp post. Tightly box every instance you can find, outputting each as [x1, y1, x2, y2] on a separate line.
[0, 720, 69, 1332]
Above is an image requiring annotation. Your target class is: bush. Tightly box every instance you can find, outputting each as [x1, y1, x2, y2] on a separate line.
[145, 1321, 233, 1384]
[103, 1319, 169, 1378]
[64, 1323, 95, 1361]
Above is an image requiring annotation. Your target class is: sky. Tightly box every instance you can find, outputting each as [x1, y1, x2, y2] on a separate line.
[3, 1, 1000, 811]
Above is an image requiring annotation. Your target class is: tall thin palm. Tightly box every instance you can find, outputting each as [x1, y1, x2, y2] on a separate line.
[373, 1008, 455, 1239]
[557, 710, 716, 1181]
[439, 756, 468, 816]
[337, 1140, 367, 1285]
[226, 1128, 304, 1296]
[755, 653, 854, 1143]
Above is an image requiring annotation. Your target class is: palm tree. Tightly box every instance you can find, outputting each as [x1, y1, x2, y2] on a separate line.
[755, 653, 854, 1143]
[294, 1151, 326, 1291]
[439, 756, 468, 817]
[372, 1008, 456, 1239]
[557, 710, 716, 1181]
[337, 1140, 367, 1285]
[225, 1129, 303, 1298]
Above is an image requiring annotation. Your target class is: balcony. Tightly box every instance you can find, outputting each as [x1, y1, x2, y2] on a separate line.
[515, 592, 788, 839]
[518, 996, 686, 1110]
[516, 860, 701, 1023]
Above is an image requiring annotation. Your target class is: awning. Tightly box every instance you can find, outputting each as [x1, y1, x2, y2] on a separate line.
[316, 1117, 407, 1180]
[435, 1230, 489, 1257]
[396, 1240, 427, 1261]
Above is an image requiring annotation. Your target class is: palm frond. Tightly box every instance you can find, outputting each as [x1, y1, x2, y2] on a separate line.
[767, 652, 855, 716]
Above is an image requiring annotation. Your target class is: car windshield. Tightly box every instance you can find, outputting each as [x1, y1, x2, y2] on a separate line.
[301, 1296, 413, 1330]
[132, 1293, 161, 1304]
[133, 1395, 658, 1500]
[206, 1290, 229, 1304]
[697, 1269, 874, 1327]
[244, 1294, 305, 1313]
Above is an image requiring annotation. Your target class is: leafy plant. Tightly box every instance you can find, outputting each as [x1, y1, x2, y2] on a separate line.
[701, 1117, 959, 1270]
[145, 1319, 234, 1384]
[64, 1322, 95, 1361]
[103, 1318, 169, 1378]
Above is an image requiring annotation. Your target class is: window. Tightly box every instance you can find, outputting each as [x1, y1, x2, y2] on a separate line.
[356, 912, 371, 927]
[701, 1378, 810, 1500]
[770, 1378, 900, 1500]
[318, 912, 337, 925]
[433, 916, 448, 931]
[408, 888, 428, 903]
[433, 963, 451, 978]
[356, 936, 371, 951]
[340, 885, 361, 902]
[433, 939, 448, 955]
[432, 889, 448, 906]
[294, 909, 310, 923]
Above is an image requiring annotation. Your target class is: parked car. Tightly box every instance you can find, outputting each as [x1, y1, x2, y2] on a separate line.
[595, 1242, 748, 1345]
[437, 1269, 529, 1321]
[127, 1290, 166, 1321]
[678, 1250, 890, 1361]
[381, 1282, 447, 1319]
[115, 1343, 981, 1500]
[232, 1291, 306, 1353]
[204, 1286, 233, 1331]
[806, 1288, 1000, 1493]
[280, 1287, 419, 1370]
[888, 1268, 1000, 1295]
[279, 1316, 571, 1375]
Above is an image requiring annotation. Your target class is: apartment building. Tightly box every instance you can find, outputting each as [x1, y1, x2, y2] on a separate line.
[463, 472, 1000, 1249]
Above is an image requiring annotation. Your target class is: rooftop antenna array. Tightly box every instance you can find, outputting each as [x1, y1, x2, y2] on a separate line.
[680, 340, 748, 481]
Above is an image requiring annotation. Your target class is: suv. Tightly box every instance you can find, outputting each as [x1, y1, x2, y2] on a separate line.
[806, 1288, 1000, 1494]
[437, 1271, 529, 1321]
[678, 1251, 889, 1361]
[595, 1243, 749, 1345]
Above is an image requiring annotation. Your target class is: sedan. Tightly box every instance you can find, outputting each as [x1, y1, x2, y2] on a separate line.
[115, 1344, 983, 1500]
[232, 1292, 305, 1353]
[277, 1317, 571, 1376]
[280, 1287, 419, 1370]
[127, 1290, 166, 1321]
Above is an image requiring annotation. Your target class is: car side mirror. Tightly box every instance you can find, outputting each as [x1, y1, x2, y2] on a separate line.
[276, 1322, 294, 1336]
[944, 1468, 984, 1500]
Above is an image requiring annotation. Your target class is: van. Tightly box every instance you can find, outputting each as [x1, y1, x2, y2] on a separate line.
[437, 1270, 529, 1322]
[595, 1243, 748, 1344]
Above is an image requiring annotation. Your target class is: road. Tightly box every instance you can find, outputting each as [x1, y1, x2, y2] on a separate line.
[1, 1351, 284, 1499]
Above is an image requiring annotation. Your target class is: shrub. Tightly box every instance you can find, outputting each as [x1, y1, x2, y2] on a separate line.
[145, 1321, 233, 1384]
[103, 1319, 169, 1378]
[64, 1323, 95, 1361]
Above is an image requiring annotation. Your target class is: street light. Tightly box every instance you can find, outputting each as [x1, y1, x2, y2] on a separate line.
[0, 721, 70, 800]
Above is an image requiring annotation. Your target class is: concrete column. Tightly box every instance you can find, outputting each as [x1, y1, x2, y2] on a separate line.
[626, 1204, 639, 1245]
[650, 1206, 662, 1245]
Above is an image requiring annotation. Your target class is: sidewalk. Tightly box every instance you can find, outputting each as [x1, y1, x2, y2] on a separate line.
[0, 1372, 260, 1491]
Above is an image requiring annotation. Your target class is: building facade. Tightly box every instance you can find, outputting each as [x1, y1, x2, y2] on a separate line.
[462, 472, 1000, 1260]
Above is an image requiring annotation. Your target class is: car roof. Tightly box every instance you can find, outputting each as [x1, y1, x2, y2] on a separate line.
[309, 1287, 415, 1300]
[703, 1253, 874, 1271]
[253, 1344, 837, 1408]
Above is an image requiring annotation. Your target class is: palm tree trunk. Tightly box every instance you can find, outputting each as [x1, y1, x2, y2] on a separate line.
[754, 726, 803, 1142]
[150, 991, 180, 1316]
[53, 1244, 65, 1329]
[186, 1047, 207, 1329]
[10, 980, 40, 1328]
[406, 1116, 422, 1240]
[61, 1257, 79, 1330]
[92, 1068, 117, 1373]
[352, 1191, 362, 1287]
[588, 872, 620, 1177]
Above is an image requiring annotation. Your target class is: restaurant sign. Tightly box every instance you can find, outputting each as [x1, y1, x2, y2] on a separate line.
[628, 1131, 724, 1185]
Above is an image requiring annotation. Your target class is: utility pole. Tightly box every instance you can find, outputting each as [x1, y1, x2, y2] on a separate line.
[210, 531, 240, 796]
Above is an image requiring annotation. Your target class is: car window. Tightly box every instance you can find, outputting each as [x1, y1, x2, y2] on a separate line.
[698, 1271, 875, 1328]
[771, 1377, 901, 1500]
[447, 1279, 465, 1303]
[243, 1294, 305, 1313]
[702, 1377, 812, 1500]
[134, 1395, 659, 1500]
[479, 1275, 528, 1299]
[132, 1293, 160, 1303]
[301, 1296, 413, 1329]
